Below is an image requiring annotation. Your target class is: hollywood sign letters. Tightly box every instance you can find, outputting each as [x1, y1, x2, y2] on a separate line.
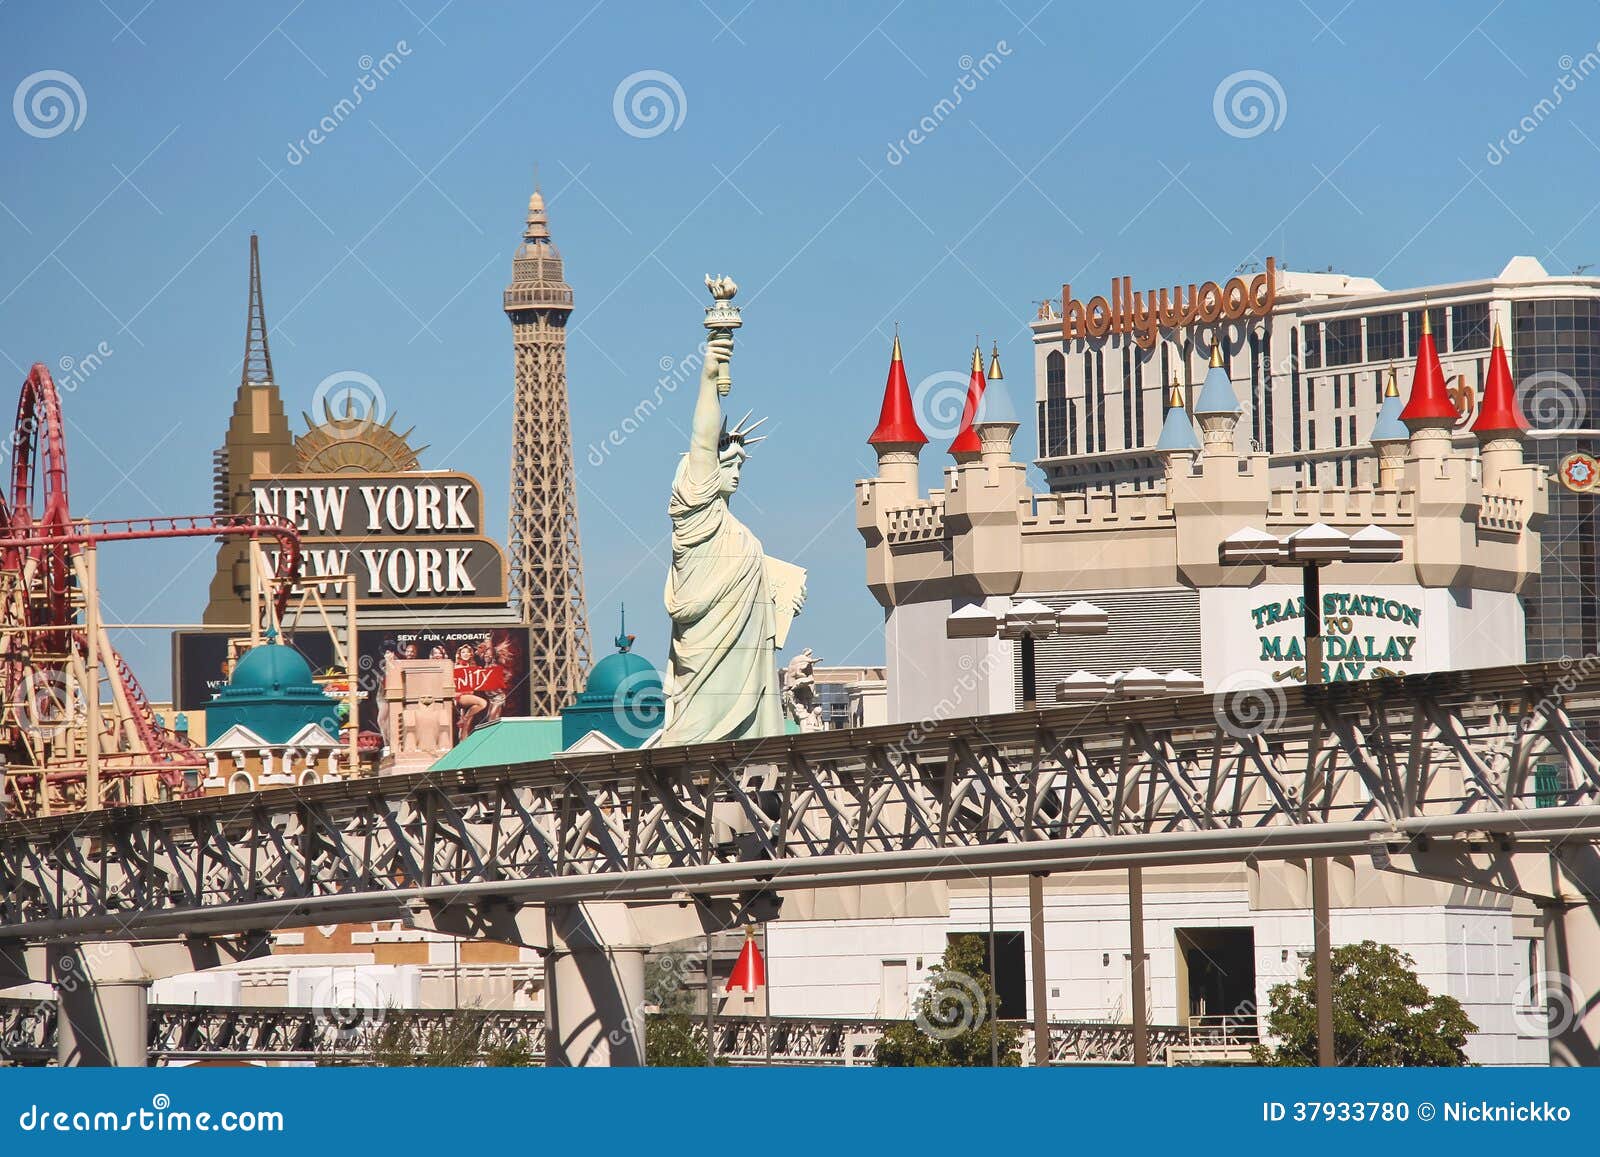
[252, 473, 506, 605]
[1061, 257, 1277, 350]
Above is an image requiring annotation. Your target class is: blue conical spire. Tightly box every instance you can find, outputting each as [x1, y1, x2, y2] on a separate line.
[1193, 338, 1240, 416]
[1155, 380, 1200, 453]
[1370, 366, 1408, 445]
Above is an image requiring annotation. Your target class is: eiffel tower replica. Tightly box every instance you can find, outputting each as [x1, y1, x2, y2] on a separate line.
[504, 186, 591, 713]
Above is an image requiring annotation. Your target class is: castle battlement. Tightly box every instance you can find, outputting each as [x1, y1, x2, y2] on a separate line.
[1267, 486, 1415, 526]
[857, 325, 1546, 721]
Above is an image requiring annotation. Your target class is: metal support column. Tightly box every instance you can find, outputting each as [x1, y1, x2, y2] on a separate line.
[1129, 866, 1148, 1066]
[543, 903, 647, 1067]
[1029, 873, 1049, 1066]
[50, 943, 150, 1067]
[1302, 560, 1335, 1068]
[1543, 901, 1600, 1066]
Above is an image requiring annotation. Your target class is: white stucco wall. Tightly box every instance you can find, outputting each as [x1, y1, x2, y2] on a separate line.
[768, 880, 1545, 1065]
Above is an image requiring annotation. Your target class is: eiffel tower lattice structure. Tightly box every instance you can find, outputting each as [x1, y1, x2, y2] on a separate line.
[503, 185, 590, 713]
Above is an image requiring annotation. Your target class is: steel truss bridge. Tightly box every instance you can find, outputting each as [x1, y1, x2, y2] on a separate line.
[0, 997, 1214, 1066]
[4, 660, 1600, 943]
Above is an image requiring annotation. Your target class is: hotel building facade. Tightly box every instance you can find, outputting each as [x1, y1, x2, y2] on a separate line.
[1030, 256, 1600, 663]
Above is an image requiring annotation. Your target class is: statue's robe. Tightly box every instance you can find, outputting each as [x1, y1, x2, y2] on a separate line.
[659, 453, 782, 745]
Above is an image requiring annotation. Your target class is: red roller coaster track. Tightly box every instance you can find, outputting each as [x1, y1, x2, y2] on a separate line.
[1, 364, 304, 814]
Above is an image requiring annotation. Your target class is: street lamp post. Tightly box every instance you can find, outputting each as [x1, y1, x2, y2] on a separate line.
[946, 596, 1108, 1064]
[1218, 521, 1404, 1067]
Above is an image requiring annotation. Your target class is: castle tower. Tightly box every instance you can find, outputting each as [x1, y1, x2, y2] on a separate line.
[504, 186, 591, 713]
[1471, 322, 1530, 489]
[204, 233, 295, 625]
[948, 342, 987, 463]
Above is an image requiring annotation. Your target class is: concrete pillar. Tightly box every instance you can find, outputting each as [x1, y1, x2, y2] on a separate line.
[49, 944, 151, 1067]
[544, 903, 648, 1067]
[1544, 902, 1600, 1067]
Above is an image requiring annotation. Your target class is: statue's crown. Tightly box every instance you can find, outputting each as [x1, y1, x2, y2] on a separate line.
[718, 410, 768, 460]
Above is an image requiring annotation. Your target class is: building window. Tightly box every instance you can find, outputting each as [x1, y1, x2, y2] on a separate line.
[1291, 328, 1303, 452]
[1302, 321, 1322, 370]
[1454, 301, 1491, 351]
[1407, 306, 1448, 355]
[1325, 316, 1363, 366]
[1260, 324, 1274, 453]
[1045, 350, 1067, 457]
[1367, 311, 1404, 363]
[1513, 298, 1600, 664]
[1094, 350, 1108, 452]
[1082, 351, 1096, 452]
[1123, 344, 1134, 450]
[1135, 346, 1147, 447]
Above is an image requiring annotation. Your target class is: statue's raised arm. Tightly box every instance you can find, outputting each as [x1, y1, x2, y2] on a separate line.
[659, 274, 786, 746]
[687, 335, 732, 475]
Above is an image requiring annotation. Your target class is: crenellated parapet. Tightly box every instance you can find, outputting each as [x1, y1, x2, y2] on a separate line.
[856, 323, 1548, 719]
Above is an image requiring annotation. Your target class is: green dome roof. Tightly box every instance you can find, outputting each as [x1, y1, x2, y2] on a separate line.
[560, 629, 664, 749]
[228, 641, 318, 694]
[207, 641, 341, 745]
[576, 650, 659, 703]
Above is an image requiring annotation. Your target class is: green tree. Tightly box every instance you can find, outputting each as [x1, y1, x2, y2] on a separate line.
[367, 1007, 537, 1067]
[641, 948, 718, 1066]
[875, 934, 1021, 1066]
[1253, 940, 1476, 1066]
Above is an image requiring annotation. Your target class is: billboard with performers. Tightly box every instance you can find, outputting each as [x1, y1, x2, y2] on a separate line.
[173, 622, 531, 746]
[362, 625, 529, 747]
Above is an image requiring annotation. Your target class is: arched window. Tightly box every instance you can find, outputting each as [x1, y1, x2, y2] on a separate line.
[1045, 351, 1066, 456]
[228, 772, 253, 795]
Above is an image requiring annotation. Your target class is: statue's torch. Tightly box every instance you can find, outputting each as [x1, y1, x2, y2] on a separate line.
[703, 274, 741, 397]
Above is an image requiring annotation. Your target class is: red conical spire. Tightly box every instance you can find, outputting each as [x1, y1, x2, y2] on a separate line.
[868, 330, 928, 447]
[1399, 308, 1456, 425]
[948, 340, 987, 457]
[725, 926, 766, 993]
[1471, 322, 1528, 437]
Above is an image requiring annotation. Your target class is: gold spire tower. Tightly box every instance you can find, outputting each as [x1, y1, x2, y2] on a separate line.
[205, 233, 295, 625]
[504, 186, 591, 712]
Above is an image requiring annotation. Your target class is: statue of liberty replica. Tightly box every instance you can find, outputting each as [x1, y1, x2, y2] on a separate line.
[658, 276, 804, 746]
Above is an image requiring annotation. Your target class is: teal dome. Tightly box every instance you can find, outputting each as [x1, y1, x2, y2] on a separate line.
[581, 650, 658, 700]
[229, 641, 317, 693]
[560, 625, 664, 749]
[206, 641, 342, 745]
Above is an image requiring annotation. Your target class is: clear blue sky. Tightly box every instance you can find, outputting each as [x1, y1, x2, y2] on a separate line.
[0, 0, 1595, 693]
